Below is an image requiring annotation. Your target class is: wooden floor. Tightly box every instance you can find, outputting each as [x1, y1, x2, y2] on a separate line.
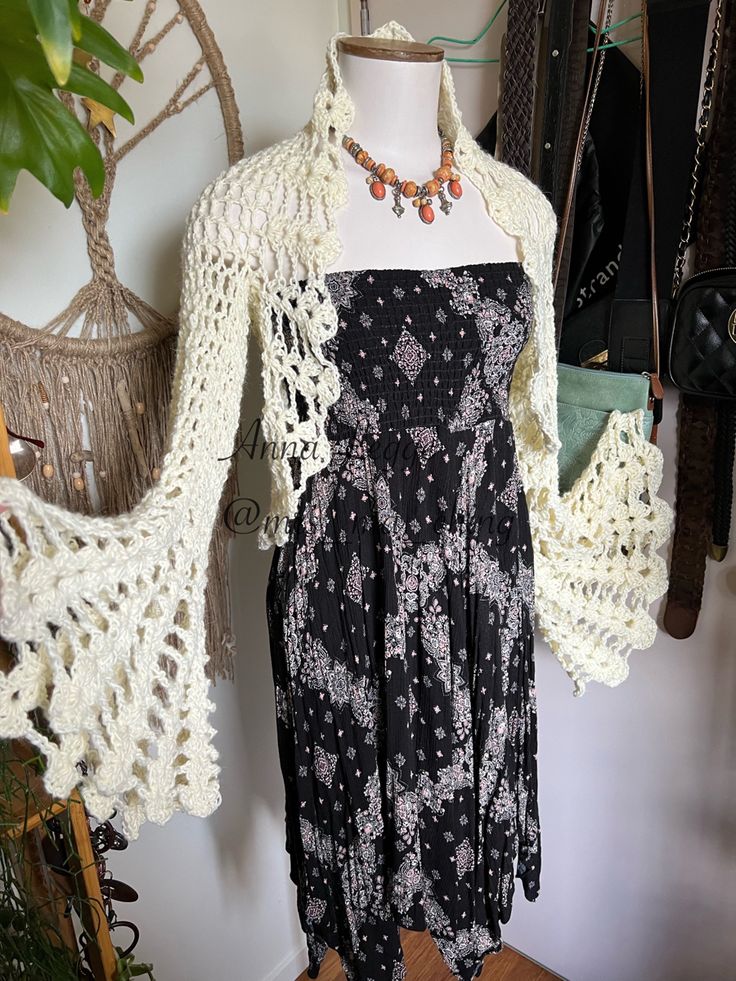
[295, 928, 560, 980]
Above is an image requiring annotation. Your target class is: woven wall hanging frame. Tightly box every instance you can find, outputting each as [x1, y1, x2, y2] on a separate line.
[0, 0, 244, 682]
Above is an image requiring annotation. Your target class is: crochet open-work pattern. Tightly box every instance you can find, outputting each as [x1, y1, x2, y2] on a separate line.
[0, 21, 673, 836]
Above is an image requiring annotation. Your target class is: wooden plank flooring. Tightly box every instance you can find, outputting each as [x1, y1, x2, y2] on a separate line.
[295, 928, 560, 980]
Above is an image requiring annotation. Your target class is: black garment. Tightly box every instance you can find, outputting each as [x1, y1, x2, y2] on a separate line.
[266, 262, 539, 981]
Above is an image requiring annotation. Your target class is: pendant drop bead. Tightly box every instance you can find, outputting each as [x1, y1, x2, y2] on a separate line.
[419, 203, 435, 224]
[341, 130, 461, 224]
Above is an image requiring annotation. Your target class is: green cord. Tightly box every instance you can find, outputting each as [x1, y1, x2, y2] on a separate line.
[446, 57, 500, 64]
[588, 12, 642, 34]
[586, 11, 642, 51]
[427, 0, 508, 48]
[586, 34, 642, 53]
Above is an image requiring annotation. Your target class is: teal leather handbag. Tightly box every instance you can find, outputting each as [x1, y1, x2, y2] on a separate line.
[556, 363, 654, 493]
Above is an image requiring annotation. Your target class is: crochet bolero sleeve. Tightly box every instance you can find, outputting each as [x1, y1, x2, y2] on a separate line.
[503, 172, 672, 695]
[0, 16, 674, 834]
[0, 164, 256, 835]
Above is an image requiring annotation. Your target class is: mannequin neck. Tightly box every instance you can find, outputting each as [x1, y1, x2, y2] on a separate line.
[337, 50, 444, 174]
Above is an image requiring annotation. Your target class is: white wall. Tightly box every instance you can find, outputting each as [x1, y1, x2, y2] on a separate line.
[2, 3, 734, 980]
[506, 410, 736, 981]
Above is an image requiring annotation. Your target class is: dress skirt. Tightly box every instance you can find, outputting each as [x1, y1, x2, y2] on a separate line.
[265, 262, 540, 981]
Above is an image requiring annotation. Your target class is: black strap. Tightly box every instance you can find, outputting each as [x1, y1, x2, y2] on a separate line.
[606, 0, 710, 373]
[536, 0, 591, 211]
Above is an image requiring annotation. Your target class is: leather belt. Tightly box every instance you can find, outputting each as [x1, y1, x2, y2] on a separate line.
[498, 0, 539, 177]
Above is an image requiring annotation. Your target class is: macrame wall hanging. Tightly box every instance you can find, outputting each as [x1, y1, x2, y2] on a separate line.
[0, 0, 244, 682]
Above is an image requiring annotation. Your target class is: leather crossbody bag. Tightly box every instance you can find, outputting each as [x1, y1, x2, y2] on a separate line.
[555, 0, 662, 494]
[668, 269, 736, 398]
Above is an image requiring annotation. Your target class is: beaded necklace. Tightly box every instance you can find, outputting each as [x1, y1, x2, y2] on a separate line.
[341, 129, 463, 224]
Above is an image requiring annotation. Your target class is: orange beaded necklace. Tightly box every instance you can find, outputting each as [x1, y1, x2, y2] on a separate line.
[341, 128, 463, 224]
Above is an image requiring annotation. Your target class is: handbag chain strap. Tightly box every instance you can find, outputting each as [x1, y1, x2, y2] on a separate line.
[671, 0, 725, 297]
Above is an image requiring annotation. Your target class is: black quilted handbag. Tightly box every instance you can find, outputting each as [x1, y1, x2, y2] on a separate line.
[667, 268, 736, 399]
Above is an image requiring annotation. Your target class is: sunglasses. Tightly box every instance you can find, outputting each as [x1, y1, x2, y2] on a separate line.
[5, 427, 45, 481]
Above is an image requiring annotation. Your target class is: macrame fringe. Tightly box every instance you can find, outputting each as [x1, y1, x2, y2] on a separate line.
[0, 323, 236, 682]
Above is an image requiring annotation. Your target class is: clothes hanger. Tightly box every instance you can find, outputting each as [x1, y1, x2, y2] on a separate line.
[587, 12, 642, 52]
[420, 2, 639, 64]
[426, 0, 508, 64]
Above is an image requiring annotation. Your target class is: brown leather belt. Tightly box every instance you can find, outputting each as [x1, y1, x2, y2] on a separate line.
[498, 0, 540, 177]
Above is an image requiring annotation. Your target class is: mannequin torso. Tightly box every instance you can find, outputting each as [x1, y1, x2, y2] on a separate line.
[327, 39, 520, 273]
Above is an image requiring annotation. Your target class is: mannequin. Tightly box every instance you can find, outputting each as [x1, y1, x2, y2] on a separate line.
[328, 37, 520, 273]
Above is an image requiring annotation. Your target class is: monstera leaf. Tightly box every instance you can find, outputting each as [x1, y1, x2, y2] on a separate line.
[0, 0, 143, 211]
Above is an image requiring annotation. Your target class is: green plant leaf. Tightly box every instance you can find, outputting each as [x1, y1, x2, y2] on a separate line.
[62, 62, 135, 123]
[0, 72, 105, 210]
[67, 0, 82, 40]
[0, 0, 39, 41]
[76, 13, 144, 83]
[0, 0, 142, 210]
[28, 0, 73, 85]
[115, 948, 156, 980]
[1, 33, 135, 122]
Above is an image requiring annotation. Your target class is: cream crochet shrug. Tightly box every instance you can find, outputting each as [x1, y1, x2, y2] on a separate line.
[0, 22, 672, 837]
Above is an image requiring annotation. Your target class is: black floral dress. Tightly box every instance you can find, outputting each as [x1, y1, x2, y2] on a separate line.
[265, 261, 539, 981]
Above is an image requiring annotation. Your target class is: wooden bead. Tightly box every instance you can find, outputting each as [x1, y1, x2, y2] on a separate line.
[375, 163, 386, 177]
[135, 401, 145, 414]
[448, 180, 463, 199]
[419, 203, 435, 224]
[435, 166, 453, 181]
[355, 149, 368, 164]
[369, 180, 386, 200]
[425, 179, 439, 196]
[72, 475, 84, 491]
[402, 180, 418, 198]
[41, 463, 54, 479]
[344, 138, 355, 151]
[363, 157, 375, 170]
[381, 167, 396, 184]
